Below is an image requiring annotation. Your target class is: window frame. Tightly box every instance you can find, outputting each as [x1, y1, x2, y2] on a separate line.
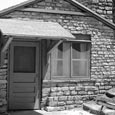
[70, 42, 91, 80]
[50, 39, 91, 81]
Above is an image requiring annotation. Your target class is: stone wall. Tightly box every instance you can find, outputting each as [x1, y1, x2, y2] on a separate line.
[77, 0, 113, 21]
[42, 81, 98, 111]
[0, 49, 8, 114]
[1, 0, 115, 112]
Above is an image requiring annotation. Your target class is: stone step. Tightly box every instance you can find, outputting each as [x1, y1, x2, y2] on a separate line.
[98, 101, 115, 110]
[83, 101, 104, 115]
[102, 106, 115, 115]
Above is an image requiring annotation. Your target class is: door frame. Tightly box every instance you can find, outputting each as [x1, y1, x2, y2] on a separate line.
[8, 40, 41, 110]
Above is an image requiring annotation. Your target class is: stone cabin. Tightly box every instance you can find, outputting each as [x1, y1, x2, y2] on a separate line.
[0, 0, 115, 113]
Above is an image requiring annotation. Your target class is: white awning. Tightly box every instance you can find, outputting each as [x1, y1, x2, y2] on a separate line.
[0, 19, 75, 40]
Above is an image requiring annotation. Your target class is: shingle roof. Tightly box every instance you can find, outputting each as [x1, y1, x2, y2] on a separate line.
[0, 19, 75, 39]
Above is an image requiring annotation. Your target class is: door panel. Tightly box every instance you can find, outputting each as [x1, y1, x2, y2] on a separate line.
[13, 97, 35, 103]
[11, 103, 36, 110]
[12, 73, 35, 82]
[13, 87, 35, 93]
[9, 42, 40, 110]
[13, 76, 35, 82]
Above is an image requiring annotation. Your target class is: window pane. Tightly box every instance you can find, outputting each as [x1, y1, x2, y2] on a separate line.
[14, 46, 36, 73]
[72, 60, 88, 76]
[72, 42, 90, 77]
[58, 43, 63, 59]
[72, 43, 80, 59]
[72, 43, 90, 59]
[52, 60, 63, 76]
[51, 43, 70, 77]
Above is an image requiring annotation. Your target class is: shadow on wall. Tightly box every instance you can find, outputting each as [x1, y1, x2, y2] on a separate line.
[9, 110, 45, 115]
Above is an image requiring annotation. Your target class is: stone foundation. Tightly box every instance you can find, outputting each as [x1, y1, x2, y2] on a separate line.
[41, 81, 98, 111]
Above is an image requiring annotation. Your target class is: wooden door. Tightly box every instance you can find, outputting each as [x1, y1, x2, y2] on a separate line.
[9, 41, 40, 110]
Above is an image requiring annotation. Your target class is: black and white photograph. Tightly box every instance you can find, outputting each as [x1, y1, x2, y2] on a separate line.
[0, 0, 115, 115]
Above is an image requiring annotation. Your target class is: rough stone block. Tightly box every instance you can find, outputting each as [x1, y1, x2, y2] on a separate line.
[74, 96, 81, 101]
[76, 87, 82, 91]
[0, 75, 7, 80]
[45, 0, 52, 3]
[57, 101, 66, 106]
[58, 106, 65, 111]
[56, 91, 63, 96]
[59, 96, 67, 101]
[103, 107, 115, 115]
[0, 84, 6, 89]
[51, 87, 58, 92]
[0, 106, 7, 113]
[0, 80, 7, 84]
[62, 87, 69, 91]
[66, 101, 74, 105]
[50, 92, 57, 96]
[88, 91, 94, 95]
[63, 91, 70, 96]
[48, 101, 57, 107]
[75, 100, 83, 105]
[0, 90, 6, 98]
[65, 105, 75, 110]
[92, 0, 99, 3]
[48, 97, 54, 102]
[67, 96, 74, 101]
[78, 91, 87, 95]
[45, 106, 60, 111]
[83, 101, 103, 115]
[0, 99, 7, 105]
[71, 90, 77, 95]
[53, 96, 58, 101]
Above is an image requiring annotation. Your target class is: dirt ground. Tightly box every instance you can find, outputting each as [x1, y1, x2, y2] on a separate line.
[9, 109, 94, 115]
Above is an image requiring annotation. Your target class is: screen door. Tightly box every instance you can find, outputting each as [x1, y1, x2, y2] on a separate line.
[9, 41, 40, 110]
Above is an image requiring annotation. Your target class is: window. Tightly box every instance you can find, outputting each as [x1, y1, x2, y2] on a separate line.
[51, 43, 70, 78]
[51, 41, 90, 80]
[71, 43, 90, 78]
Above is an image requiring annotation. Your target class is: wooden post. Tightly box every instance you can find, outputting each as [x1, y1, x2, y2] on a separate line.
[1, 37, 13, 53]
[0, 37, 13, 67]
[0, 31, 3, 49]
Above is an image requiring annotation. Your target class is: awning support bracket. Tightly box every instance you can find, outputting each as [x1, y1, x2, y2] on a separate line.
[1, 36, 13, 53]
[0, 36, 13, 67]
[47, 40, 63, 55]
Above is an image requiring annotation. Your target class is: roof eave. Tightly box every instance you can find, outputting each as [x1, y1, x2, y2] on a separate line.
[2, 33, 75, 40]
[0, 0, 42, 17]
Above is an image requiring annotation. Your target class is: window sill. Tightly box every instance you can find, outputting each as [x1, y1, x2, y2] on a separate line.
[43, 79, 95, 83]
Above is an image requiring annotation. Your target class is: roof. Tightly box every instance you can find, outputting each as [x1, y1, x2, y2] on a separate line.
[0, 19, 75, 39]
[0, 0, 115, 30]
